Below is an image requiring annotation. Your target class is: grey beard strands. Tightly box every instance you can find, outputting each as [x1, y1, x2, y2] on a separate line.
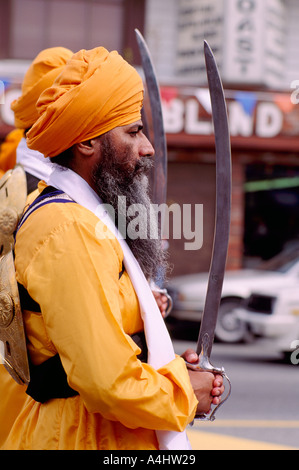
[91, 140, 168, 281]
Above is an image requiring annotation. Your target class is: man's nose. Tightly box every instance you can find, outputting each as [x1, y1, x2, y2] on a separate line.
[140, 134, 155, 158]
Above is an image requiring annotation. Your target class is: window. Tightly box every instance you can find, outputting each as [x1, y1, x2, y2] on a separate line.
[8, 0, 126, 59]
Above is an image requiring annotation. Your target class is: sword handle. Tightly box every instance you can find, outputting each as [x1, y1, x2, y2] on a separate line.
[155, 287, 173, 317]
[150, 283, 173, 318]
[186, 354, 232, 422]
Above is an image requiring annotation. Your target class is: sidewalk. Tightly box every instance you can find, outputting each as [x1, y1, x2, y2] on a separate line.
[187, 420, 299, 450]
[187, 429, 296, 450]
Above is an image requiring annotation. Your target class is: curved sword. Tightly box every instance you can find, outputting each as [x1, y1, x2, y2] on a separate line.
[135, 29, 167, 214]
[135, 29, 172, 313]
[187, 41, 232, 421]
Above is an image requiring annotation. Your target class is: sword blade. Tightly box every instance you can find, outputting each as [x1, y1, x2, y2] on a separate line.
[135, 29, 167, 211]
[196, 41, 232, 358]
[135, 29, 173, 309]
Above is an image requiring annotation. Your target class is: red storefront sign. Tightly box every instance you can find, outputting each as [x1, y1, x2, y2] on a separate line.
[1, 77, 299, 151]
[160, 85, 299, 152]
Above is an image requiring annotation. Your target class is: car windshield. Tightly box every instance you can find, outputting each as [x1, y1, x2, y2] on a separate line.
[257, 248, 299, 273]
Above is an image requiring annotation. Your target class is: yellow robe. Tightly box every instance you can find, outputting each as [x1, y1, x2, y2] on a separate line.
[0, 374, 27, 448]
[4, 196, 197, 450]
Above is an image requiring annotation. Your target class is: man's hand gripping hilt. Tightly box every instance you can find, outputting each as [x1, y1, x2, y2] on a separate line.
[186, 334, 232, 422]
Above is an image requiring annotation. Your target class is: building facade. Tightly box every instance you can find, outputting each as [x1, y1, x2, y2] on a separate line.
[0, 0, 145, 64]
[145, 0, 299, 275]
[0, 0, 299, 276]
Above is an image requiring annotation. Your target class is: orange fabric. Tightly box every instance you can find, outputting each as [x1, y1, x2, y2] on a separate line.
[11, 47, 73, 129]
[0, 369, 27, 449]
[0, 129, 24, 176]
[26, 47, 144, 157]
[3, 199, 196, 450]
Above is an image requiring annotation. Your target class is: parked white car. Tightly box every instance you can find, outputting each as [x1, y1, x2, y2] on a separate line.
[236, 283, 299, 360]
[167, 246, 299, 344]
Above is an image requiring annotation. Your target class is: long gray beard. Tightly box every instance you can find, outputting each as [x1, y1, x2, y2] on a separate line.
[92, 140, 168, 282]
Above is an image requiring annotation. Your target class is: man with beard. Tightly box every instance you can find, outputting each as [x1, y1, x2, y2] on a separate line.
[5, 47, 224, 450]
[90, 131, 165, 282]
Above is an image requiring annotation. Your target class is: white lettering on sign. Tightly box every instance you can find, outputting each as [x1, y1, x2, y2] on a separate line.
[223, 0, 286, 87]
[162, 98, 185, 134]
[224, 0, 264, 84]
[162, 96, 284, 138]
[229, 101, 254, 137]
[185, 99, 213, 135]
[256, 102, 283, 138]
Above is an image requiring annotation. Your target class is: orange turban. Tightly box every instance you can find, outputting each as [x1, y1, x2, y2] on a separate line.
[11, 47, 73, 129]
[26, 47, 144, 157]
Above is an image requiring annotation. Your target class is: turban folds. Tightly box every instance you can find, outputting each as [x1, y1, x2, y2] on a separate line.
[11, 47, 73, 129]
[26, 47, 144, 157]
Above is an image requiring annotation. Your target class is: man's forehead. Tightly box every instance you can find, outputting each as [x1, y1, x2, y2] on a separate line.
[124, 120, 143, 129]
[110, 120, 143, 134]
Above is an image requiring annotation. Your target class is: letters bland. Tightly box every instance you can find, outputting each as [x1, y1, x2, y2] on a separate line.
[163, 97, 284, 139]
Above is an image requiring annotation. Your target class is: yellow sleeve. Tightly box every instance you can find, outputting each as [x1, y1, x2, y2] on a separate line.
[17, 205, 197, 432]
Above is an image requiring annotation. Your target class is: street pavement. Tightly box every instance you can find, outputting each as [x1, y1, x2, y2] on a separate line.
[186, 420, 298, 450]
[170, 324, 299, 451]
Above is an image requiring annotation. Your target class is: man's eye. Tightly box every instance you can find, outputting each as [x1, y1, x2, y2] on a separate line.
[129, 126, 143, 137]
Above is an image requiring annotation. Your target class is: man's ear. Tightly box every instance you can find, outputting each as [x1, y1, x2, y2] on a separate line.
[75, 139, 98, 157]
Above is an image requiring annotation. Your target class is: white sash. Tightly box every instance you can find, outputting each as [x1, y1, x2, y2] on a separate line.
[48, 167, 192, 450]
[16, 138, 53, 183]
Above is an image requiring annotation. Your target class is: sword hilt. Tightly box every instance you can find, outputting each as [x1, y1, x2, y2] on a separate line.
[185, 349, 232, 422]
[150, 282, 173, 318]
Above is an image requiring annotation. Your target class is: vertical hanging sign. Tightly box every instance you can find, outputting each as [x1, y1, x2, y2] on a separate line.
[223, 0, 265, 84]
[223, 0, 286, 86]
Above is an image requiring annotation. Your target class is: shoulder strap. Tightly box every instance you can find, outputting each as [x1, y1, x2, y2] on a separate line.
[14, 186, 139, 401]
[16, 186, 75, 235]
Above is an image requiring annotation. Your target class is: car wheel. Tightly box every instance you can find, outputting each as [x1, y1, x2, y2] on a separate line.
[215, 298, 247, 344]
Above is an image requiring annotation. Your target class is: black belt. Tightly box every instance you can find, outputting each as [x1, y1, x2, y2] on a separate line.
[18, 287, 148, 403]
[26, 331, 147, 403]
